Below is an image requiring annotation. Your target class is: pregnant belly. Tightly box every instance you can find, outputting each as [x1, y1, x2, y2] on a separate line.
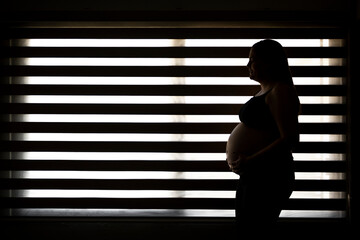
[226, 123, 274, 164]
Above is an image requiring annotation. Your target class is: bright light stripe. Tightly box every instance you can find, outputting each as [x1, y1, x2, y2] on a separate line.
[15, 96, 253, 104]
[13, 152, 226, 161]
[299, 96, 344, 104]
[14, 171, 237, 180]
[12, 152, 344, 161]
[290, 191, 345, 199]
[299, 134, 345, 142]
[13, 77, 343, 85]
[13, 114, 240, 123]
[185, 39, 343, 47]
[22, 39, 342, 47]
[11, 190, 345, 199]
[280, 210, 346, 218]
[293, 153, 345, 161]
[15, 133, 345, 142]
[293, 77, 344, 85]
[10, 209, 346, 218]
[295, 172, 345, 180]
[11, 209, 236, 217]
[15, 133, 230, 142]
[13, 170, 344, 180]
[298, 115, 344, 123]
[16, 95, 344, 104]
[19, 57, 343, 66]
[11, 114, 344, 123]
[14, 190, 235, 198]
[23, 39, 176, 47]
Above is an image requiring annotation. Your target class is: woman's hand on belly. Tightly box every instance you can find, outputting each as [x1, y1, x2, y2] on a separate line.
[227, 153, 249, 175]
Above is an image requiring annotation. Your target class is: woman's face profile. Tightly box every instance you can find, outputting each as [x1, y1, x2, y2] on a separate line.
[247, 48, 261, 81]
[247, 47, 272, 83]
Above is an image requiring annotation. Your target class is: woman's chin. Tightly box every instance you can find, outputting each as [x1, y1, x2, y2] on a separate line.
[248, 73, 256, 80]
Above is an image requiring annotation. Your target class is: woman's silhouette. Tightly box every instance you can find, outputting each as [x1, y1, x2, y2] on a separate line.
[226, 39, 300, 227]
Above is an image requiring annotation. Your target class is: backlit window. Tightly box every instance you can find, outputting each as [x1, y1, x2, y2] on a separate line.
[2, 26, 347, 219]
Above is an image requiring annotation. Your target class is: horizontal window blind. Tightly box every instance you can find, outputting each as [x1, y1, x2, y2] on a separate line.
[0, 25, 347, 219]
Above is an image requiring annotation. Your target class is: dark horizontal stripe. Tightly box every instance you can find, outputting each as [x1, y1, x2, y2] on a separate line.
[3, 84, 260, 96]
[1, 47, 347, 58]
[0, 160, 346, 172]
[1, 122, 239, 133]
[299, 123, 347, 134]
[294, 179, 346, 191]
[0, 141, 347, 153]
[0, 11, 353, 27]
[1, 84, 346, 96]
[1, 197, 236, 209]
[0, 103, 347, 115]
[294, 161, 346, 172]
[2, 103, 243, 114]
[0, 66, 347, 77]
[0, 179, 346, 191]
[0, 197, 346, 210]
[284, 199, 346, 211]
[0, 10, 350, 23]
[4, 28, 346, 39]
[300, 104, 346, 115]
[1, 122, 347, 134]
[0, 66, 248, 77]
[0, 179, 237, 190]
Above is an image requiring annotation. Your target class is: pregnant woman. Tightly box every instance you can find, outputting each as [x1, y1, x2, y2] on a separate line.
[226, 39, 301, 227]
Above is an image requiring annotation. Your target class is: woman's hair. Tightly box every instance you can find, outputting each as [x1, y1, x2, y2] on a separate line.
[252, 39, 294, 85]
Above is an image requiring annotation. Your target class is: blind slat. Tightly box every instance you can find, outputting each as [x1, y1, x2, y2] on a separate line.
[1, 179, 238, 190]
[4, 28, 346, 39]
[0, 160, 346, 172]
[1, 123, 347, 134]
[2, 85, 346, 96]
[0, 66, 346, 77]
[1, 103, 347, 115]
[2, 47, 347, 58]
[0, 197, 347, 211]
[0, 179, 346, 191]
[0, 141, 347, 153]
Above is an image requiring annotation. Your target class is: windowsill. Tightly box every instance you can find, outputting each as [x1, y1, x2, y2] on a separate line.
[1, 216, 353, 239]
[0, 216, 349, 224]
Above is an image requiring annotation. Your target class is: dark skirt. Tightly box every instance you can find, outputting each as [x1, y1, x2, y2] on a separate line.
[235, 148, 295, 227]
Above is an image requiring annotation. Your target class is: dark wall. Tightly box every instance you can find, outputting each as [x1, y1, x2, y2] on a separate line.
[0, 0, 350, 12]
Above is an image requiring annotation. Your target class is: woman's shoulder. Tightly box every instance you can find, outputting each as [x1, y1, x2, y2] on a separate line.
[266, 83, 299, 106]
[270, 83, 298, 98]
[273, 82, 296, 92]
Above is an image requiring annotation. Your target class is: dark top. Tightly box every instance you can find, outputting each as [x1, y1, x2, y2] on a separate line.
[239, 89, 279, 134]
[239, 89, 296, 179]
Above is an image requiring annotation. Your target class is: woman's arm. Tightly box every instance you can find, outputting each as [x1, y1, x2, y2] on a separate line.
[231, 84, 300, 174]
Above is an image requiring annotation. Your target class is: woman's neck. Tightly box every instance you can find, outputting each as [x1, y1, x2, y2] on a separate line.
[259, 81, 275, 94]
